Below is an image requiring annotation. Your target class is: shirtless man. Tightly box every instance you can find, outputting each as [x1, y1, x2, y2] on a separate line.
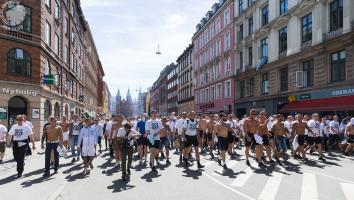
[110, 115, 124, 167]
[60, 116, 70, 152]
[214, 114, 233, 170]
[292, 114, 313, 161]
[258, 112, 275, 164]
[207, 115, 216, 159]
[244, 109, 265, 167]
[344, 118, 354, 156]
[41, 116, 64, 177]
[272, 114, 288, 159]
[227, 114, 240, 156]
[160, 118, 172, 165]
[307, 113, 325, 161]
[198, 114, 207, 151]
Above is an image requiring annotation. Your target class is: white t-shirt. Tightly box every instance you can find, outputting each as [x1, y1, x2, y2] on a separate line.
[330, 121, 340, 135]
[168, 118, 177, 132]
[93, 124, 103, 137]
[72, 121, 81, 136]
[0, 124, 7, 142]
[117, 127, 138, 139]
[228, 120, 239, 130]
[24, 121, 33, 129]
[175, 118, 186, 136]
[105, 121, 113, 138]
[239, 119, 246, 132]
[183, 119, 198, 136]
[8, 124, 33, 141]
[308, 120, 322, 137]
[284, 120, 293, 134]
[322, 120, 331, 136]
[145, 119, 163, 140]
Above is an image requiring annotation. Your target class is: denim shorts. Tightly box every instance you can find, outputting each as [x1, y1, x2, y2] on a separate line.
[277, 136, 287, 152]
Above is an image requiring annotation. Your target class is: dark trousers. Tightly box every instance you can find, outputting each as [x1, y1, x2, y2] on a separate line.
[13, 140, 28, 174]
[45, 143, 59, 172]
[109, 143, 114, 158]
[121, 147, 133, 177]
[104, 136, 108, 150]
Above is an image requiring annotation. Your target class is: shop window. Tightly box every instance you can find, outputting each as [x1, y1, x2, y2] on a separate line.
[44, 100, 52, 121]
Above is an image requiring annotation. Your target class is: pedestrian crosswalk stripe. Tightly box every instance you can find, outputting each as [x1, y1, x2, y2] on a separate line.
[301, 172, 318, 200]
[230, 167, 253, 187]
[258, 172, 283, 200]
[213, 160, 240, 175]
[340, 183, 354, 200]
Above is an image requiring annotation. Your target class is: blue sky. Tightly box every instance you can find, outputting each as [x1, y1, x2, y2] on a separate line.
[81, 0, 215, 99]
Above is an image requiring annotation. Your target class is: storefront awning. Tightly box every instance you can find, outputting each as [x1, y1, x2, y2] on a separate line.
[279, 95, 354, 113]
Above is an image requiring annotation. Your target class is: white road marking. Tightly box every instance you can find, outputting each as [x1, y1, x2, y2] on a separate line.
[203, 172, 256, 200]
[340, 183, 354, 200]
[213, 160, 239, 175]
[301, 172, 318, 200]
[304, 169, 354, 184]
[258, 172, 283, 200]
[230, 167, 253, 187]
[48, 181, 68, 200]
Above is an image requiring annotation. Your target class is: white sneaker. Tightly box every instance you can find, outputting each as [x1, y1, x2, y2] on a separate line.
[115, 162, 119, 167]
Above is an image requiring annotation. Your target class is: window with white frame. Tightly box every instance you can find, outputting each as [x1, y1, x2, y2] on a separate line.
[225, 80, 231, 98]
[224, 8, 230, 26]
[210, 86, 215, 101]
[54, 33, 59, 55]
[205, 88, 209, 102]
[225, 56, 231, 75]
[224, 31, 230, 50]
[45, 21, 51, 45]
[216, 84, 222, 99]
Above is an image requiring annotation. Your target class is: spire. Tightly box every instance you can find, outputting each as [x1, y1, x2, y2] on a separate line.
[126, 88, 132, 103]
[117, 89, 121, 97]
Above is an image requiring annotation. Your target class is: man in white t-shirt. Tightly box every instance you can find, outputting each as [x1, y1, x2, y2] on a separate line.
[330, 115, 340, 150]
[69, 115, 83, 163]
[182, 111, 204, 169]
[307, 113, 325, 161]
[0, 121, 7, 163]
[7, 115, 35, 178]
[175, 112, 187, 162]
[145, 110, 163, 172]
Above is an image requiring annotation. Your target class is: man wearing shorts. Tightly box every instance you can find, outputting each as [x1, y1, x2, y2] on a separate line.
[182, 111, 204, 169]
[344, 118, 354, 156]
[136, 114, 148, 164]
[175, 112, 187, 162]
[0, 121, 7, 163]
[244, 109, 263, 167]
[198, 114, 207, 151]
[160, 117, 171, 165]
[145, 110, 163, 172]
[307, 113, 325, 161]
[259, 112, 275, 164]
[69, 115, 82, 163]
[214, 114, 232, 170]
[207, 115, 216, 159]
[292, 114, 313, 161]
[111, 115, 124, 167]
[272, 114, 288, 160]
[60, 116, 70, 152]
[330, 116, 340, 150]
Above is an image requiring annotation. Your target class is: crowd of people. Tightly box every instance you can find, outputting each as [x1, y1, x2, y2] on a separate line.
[0, 110, 353, 181]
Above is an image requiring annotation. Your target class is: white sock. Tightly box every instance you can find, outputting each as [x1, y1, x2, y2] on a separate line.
[222, 160, 226, 165]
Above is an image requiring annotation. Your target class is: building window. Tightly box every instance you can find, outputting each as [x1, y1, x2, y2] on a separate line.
[303, 60, 314, 87]
[261, 5, 269, 26]
[46, 0, 51, 9]
[45, 21, 51, 46]
[261, 37, 268, 58]
[216, 84, 222, 99]
[280, 0, 288, 15]
[225, 56, 231, 75]
[248, 0, 254, 7]
[224, 9, 230, 25]
[330, 0, 343, 31]
[302, 13, 312, 43]
[54, 33, 59, 55]
[54, 102, 60, 119]
[239, 24, 244, 41]
[195, 91, 199, 104]
[17, 6, 32, 34]
[44, 59, 50, 75]
[247, 78, 254, 97]
[64, 45, 68, 63]
[225, 81, 231, 98]
[205, 88, 209, 102]
[279, 26, 287, 53]
[64, 17, 69, 35]
[210, 86, 215, 101]
[248, 46, 253, 66]
[239, 0, 244, 14]
[44, 100, 52, 121]
[280, 67, 288, 91]
[7, 48, 31, 76]
[248, 16, 253, 35]
[54, 1, 60, 19]
[240, 81, 245, 98]
[239, 51, 243, 69]
[330, 50, 346, 82]
[225, 32, 230, 50]
[261, 73, 269, 94]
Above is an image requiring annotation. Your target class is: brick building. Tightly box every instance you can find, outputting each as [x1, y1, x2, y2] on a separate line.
[177, 44, 194, 114]
[167, 63, 178, 114]
[193, 0, 235, 114]
[0, 0, 104, 138]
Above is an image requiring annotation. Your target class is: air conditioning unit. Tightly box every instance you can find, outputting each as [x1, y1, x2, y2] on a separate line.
[296, 71, 304, 88]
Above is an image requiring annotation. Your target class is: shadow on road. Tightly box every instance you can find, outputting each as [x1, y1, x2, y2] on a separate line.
[107, 179, 135, 193]
[0, 174, 17, 185]
[65, 172, 87, 182]
[140, 171, 161, 182]
[21, 175, 54, 187]
[182, 168, 203, 180]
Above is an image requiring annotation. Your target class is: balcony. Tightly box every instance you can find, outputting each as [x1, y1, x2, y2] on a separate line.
[301, 40, 312, 50]
[323, 28, 343, 41]
[279, 51, 287, 59]
[7, 30, 33, 41]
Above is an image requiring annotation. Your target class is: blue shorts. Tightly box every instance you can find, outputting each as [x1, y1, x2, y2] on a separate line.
[276, 136, 287, 152]
[160, 137, 171, 150]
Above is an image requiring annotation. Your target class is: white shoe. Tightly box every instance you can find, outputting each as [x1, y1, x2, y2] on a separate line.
[115, 162, 119, 167]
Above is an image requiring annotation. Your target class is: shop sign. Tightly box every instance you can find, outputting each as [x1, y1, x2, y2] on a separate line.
[297, 86, 354, 100]
[0, 107, 7, 119]
[0, 87, 38, 96]
[299, 94, 311, 100]
[331, 88, 354, 97]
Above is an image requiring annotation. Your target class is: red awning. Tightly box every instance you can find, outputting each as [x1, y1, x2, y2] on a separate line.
[279, 95, 354, 113]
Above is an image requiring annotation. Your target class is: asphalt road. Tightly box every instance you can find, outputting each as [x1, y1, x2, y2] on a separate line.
[0, 146, 354, 200]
